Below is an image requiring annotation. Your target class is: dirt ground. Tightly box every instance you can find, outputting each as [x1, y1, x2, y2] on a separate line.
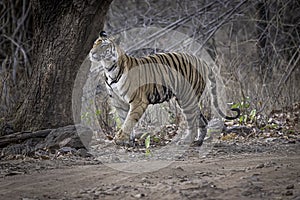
[0, 139, 299, 200]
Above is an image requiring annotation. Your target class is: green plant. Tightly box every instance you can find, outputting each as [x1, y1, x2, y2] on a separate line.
[152, 136, 161, 143]
[81, 111, 92, 125]
[231, 97, 257, 124]
[260, 123, 279, 131]
[145, 135, 151, 156]
[140, 133, 152, 156]
[112, 112, 122, 129]
[95, 109, 102, 116]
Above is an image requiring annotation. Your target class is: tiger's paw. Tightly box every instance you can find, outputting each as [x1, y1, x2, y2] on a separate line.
[176, 137, 192, 146]
[176, 135, 204, 147]
[190, 139, 203, 147]
[113, 130, 134, 146]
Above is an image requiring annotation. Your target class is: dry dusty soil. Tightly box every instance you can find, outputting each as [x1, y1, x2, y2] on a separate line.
[0, 140, 299, 200]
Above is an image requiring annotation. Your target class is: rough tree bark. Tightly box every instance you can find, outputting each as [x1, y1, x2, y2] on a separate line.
[13, 0, 112, 131]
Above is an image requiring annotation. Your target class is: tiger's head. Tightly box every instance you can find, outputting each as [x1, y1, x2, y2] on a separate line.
[89, 31, 121, 68]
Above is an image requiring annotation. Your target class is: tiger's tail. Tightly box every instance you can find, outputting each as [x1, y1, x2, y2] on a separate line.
[207, 64, 240, 120]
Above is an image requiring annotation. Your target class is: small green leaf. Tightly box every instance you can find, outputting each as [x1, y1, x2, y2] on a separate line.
[95, 109, 101, 115]
[113, 115, 122, 129]
[140, 132, 149, 140]
[145, 148, 151, 156]
[153, 136, 160, 143]
[145, 135, 151, 149]
[240, 101, 244, 108]
[244, 103, 250, 109]
[249, 109, 256, 121]
[286, 129, 295, 133]
[239, 116, 244, 124]
[243, 115, 248, 123]
[231, 103, 240, 109]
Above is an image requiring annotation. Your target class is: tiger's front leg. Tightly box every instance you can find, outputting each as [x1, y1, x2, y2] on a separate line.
[113, 99, 148, 146]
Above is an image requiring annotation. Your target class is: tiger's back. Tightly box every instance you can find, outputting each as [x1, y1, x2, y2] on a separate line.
[115, 52, 207, 106]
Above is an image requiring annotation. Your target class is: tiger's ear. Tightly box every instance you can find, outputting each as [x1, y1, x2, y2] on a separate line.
[99, 30, 108, 38]
[98, 31, 121, 45]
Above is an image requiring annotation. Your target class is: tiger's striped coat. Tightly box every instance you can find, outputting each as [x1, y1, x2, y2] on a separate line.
[89, 31, 240, 146]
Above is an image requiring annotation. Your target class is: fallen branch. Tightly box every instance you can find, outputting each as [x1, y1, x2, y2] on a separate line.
[0, 129, 52, 148]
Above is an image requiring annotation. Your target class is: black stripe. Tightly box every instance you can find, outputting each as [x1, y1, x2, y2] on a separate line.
[157, 54, 175, 85]
[114, 104, 129, 112]
[131, 57, 138, 69]
[164, 53, 179, 91]
[153, 85, 160, 103]
[187, 55, 193, 83]
[104, 74, 115, 91]
[172, 53, 185, 76]
[149, 55, 163, 80]
[120, 81, 131, 97]
[140, 57, 149, 77]
[178, 53, 188, 76]
[124, 55, 131, 68]
[162, 53, 175, 71]
[171, 53, 186, 90]
[108, 63, 117, 72]
[110, 67, 124, 85]
[129, 91, 138, 104]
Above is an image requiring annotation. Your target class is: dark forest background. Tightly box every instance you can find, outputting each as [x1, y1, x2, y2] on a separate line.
[0, 0, 299, 133]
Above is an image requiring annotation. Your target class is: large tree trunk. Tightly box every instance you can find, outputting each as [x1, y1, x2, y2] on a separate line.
[13, 0, 112, 131]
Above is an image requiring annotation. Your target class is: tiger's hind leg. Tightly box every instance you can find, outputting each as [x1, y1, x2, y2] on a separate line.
[193, 113, 208, 146]
[113, 99, 148, 146]
[177, 98, 208, 146]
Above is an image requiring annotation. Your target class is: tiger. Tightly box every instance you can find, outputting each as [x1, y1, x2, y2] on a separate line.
[89, 31, 240, 146]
